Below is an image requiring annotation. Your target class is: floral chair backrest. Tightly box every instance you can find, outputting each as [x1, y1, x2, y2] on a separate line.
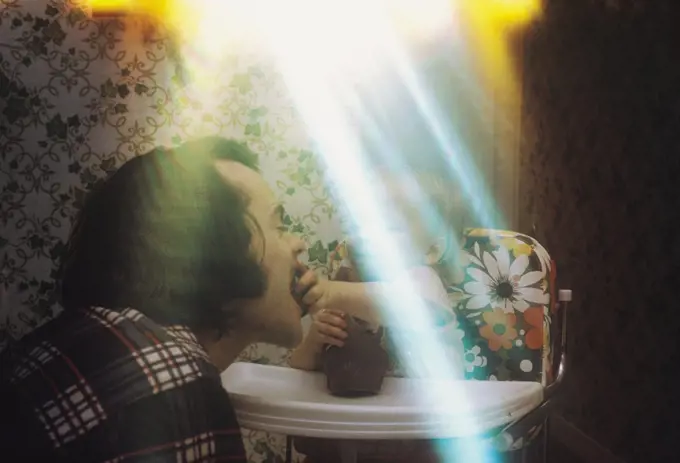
[328, 228, 557, 385]
[451, 228, 557, 385]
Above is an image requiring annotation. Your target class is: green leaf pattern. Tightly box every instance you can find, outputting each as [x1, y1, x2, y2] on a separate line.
[0, 5, 342, 461]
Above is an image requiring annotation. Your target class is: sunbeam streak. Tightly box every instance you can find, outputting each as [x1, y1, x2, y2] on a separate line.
[253, 2, 492, 460]
[83, 1, 542, 461]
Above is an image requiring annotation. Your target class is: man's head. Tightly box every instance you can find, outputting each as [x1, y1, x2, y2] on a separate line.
[61, 137, 306, 355]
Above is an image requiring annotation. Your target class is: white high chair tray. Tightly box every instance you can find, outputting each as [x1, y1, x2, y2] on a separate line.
[221, 363, 543, 440]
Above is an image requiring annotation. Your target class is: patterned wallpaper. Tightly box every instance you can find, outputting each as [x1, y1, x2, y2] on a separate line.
[0, 1, 345, 460]
[519, 1, 678, 462]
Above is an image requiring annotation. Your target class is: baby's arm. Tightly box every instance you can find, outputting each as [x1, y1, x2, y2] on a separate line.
[288, 332, 320, 371]
[321, 266, 453, 327]
[400, 265, 454, 325]
[289, 309, 347, 371]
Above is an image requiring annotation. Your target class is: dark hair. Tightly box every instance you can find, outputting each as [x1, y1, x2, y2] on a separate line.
[60, 137, 267, 334]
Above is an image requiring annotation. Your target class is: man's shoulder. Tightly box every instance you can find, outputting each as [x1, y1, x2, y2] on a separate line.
[1, 306, 221, 452]
[3, 306, 216, 382]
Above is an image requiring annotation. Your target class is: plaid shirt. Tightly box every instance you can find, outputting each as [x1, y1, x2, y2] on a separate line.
[0, 306, 246, 462]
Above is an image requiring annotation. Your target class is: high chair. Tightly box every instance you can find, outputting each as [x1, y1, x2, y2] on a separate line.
[322, 227, 570, 460]
[221, 228, 570, 463]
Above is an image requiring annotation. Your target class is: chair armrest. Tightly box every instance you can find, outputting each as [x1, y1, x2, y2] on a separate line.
[492, 289, 572, 451]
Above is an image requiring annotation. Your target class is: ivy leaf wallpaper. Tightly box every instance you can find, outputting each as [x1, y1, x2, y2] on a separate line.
[0, 1, 342, 460]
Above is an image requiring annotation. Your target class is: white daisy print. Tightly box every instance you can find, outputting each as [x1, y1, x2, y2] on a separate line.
[462, 245, 549, 313]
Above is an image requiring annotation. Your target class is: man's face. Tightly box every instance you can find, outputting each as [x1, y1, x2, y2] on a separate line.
[215, 161, 306, 348]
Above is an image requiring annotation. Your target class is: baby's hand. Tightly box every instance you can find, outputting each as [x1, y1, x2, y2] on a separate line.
[307, 309, 348, 351]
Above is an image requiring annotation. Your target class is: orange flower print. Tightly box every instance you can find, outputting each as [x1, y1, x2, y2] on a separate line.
[522, 306, 544, 350]
[480, 309, 518, 351]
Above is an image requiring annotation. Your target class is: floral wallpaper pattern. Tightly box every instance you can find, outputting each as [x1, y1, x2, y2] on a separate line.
[0, 1, 344, 461]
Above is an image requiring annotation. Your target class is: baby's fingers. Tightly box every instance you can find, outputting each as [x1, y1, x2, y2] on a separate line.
[315, 310, 346, 328]
[314, 321, 347, 346]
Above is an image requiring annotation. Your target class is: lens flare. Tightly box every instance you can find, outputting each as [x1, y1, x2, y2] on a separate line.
[79, 1, 541, 460]
[84, 0, 169, 16]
